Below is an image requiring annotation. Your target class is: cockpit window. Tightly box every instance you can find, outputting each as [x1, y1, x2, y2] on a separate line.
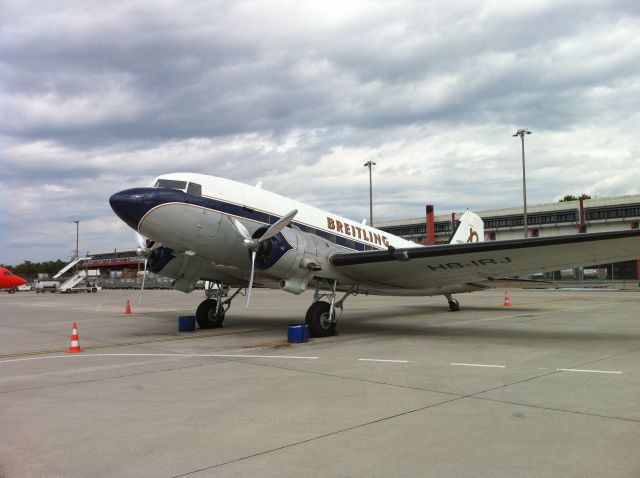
[187, 182, 202, 197]
[155, 179, 187, 190]
[4, 271, 12, 276]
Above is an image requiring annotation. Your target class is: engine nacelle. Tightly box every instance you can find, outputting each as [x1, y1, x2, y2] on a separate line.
[252, 226, 343, 293]
[148, 246, 176, 274]
[148, 246, 219, 287]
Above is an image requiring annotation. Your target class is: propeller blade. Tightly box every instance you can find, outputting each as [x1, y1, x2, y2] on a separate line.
[246, 250, 256, 308]
[138, 258, 148, 305]
[133, 231, 148, 256]
[133, 231, 146, 250]
[226, 215, 261, 251]
[133, 231, 158, 255]
[232, 218, 252, 240]
[258, 209, 298, 243]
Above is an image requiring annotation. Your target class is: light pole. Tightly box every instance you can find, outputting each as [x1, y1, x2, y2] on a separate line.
[74, 220, 80, 259]
[512, 129, 532, 238]
[363, 160, 376, 226]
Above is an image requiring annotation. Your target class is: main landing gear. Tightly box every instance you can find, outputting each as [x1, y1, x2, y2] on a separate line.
[305, 280, 356, 337]
[195, 279, 357, 338]
[195, 282, 243, 329]
[445, 294, 460, 312]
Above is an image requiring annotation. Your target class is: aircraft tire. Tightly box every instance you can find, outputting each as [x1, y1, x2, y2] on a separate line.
[448, 299, 460, 312]
[196, 299, 225, 329]
[305, 301, 336, 337]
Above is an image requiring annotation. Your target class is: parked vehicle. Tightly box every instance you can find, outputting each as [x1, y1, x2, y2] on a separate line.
[59, 280, 102, 293]
[34, 280, 61, 293]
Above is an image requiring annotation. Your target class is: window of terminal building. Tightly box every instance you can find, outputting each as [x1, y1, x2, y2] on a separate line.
[435, 222, 451, 233]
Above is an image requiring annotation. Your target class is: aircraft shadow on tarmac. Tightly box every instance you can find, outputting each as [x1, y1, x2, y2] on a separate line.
[338, 321, 640, 343]
[125, 304, 640, 343]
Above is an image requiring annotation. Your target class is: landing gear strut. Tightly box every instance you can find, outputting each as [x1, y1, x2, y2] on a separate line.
[195, 282, 242, 329]
[445, 294, 460, 312]
[305, 280, 356, 337]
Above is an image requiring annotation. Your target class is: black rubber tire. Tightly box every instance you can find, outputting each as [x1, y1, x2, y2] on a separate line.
[196, 299, 225, 329]
[305, 301, 336, 337]
[448, 299, 460, 312]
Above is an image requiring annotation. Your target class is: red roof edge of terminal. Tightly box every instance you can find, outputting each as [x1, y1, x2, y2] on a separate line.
[81, 260, 140, 268]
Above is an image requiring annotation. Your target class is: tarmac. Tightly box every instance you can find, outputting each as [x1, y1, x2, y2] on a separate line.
[1, 287, 639, 477]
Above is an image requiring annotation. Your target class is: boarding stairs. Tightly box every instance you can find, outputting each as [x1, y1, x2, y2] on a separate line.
[59, 270, 90, 291]
[53, 257, 92, 279]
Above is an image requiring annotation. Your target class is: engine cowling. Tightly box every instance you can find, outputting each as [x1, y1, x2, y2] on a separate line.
[251, 226, 343, 294]
[148, 246, 176, 274]
[147, 246, 221, 291]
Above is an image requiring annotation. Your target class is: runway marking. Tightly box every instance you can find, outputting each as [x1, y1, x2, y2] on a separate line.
[450, 362, 506, 368]
[0, 353, 319, 364]
[555, 368, 622, 374]
[358, 358, 409, 363]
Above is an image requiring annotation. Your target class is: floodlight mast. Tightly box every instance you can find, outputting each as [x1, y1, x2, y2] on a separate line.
[512, 129, 532, 238]
[74, 220, 80, 260]
[363, 160, 376, 227]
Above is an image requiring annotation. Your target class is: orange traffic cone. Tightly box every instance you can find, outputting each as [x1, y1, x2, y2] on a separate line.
[67, 322, 83, 353]
[503, 290, 512, 307]
[125, 299, 132, 315]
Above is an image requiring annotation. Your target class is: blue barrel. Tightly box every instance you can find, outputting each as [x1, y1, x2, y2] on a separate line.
[287, 324, 309, 343]
[178, 315, 196, 332]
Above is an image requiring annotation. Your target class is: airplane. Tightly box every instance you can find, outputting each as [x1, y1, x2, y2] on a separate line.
[0, 267, 28, 293]
[109, 173, 640, 337]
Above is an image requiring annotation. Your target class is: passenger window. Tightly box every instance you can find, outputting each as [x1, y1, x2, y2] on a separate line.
[187, 182, 202, 196]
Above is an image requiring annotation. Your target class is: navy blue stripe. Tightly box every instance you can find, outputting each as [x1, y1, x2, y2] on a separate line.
[110, 187, 385, 252]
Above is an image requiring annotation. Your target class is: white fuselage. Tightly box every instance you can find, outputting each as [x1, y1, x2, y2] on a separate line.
[150, 172, 420, 252]
[129, 172, 425, 293]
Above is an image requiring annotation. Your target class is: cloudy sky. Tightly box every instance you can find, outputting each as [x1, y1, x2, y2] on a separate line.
[2, 0, 639, 265]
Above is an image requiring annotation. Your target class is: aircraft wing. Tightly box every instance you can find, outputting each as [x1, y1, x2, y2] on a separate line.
[330, 229, 640, 290]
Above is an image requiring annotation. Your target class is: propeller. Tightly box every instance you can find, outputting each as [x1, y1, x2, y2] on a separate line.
[227, 209, 298, 307]
[132, 231, 157, 305]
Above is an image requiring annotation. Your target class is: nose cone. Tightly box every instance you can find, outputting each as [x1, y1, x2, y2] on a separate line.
[110, 188, 155, 231]
[109, 187, 186, 231]
[15, 276, 27, 287]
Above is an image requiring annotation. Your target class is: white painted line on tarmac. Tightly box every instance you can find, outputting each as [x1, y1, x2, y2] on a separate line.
[101, 353, 319, 360]
[358, 358, 409, 363]
[203, 354, 319, 360]
[0, 355, 76, 364]
[450, 362, 506, 368]
[0, 353, 319, 364]
[555, 368, 622, 374]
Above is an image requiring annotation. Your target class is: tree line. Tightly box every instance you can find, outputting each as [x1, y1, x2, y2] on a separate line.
[1, 260, 67, 279]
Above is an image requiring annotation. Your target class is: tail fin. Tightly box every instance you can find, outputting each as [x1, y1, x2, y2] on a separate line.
[450, 211, 484, 244]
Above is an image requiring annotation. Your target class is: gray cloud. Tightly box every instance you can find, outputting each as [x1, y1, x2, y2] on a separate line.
[1, 0, 639, 264]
